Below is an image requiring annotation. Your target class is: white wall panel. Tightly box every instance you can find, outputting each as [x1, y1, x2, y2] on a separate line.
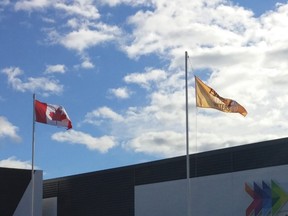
[136, 165, 288, 216]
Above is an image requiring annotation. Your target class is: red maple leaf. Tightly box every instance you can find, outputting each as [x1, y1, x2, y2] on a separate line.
[49, 107, 67, 121]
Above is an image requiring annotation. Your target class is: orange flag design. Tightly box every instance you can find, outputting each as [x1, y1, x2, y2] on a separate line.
[195, 76, 247, 116]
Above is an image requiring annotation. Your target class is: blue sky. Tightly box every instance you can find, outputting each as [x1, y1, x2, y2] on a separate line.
[1, 0, 288, 179]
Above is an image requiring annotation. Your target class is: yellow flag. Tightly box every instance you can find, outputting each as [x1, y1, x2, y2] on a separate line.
[195, 76, 247, 116]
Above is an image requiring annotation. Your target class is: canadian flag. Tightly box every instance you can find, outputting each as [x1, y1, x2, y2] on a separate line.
[34, 100, 72, 129]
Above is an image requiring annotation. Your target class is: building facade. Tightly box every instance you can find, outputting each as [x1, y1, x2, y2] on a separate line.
[43, 137, 288, 216]
[0, 168, 42, 216]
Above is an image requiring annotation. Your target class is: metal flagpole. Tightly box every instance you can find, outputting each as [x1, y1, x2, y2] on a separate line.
[31, 93, 36, 216]
[185, 51, 191, 216]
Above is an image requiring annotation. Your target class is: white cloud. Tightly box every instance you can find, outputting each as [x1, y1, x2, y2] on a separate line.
[41, 17, 55, 23]
[84, 106, 124, 125]
[14, 0, 100, 20]
[51, 130, 117, 153]
[0, 116, 21, 142]
[123, 0, 256, 59]
[9, 0, 288, 159]
[125, 131, 185, 157]
[45, 64, 66, 74]
[1, 67, 63, 95]
[15, 0, 51, 11]
[109, 87, 131, 99]
[81, 56, 94, 69]
[13, 0, 121, 66]
[84, 79, 188, 157]
[124, 68, 167, 89]
[59, 24, 121, 52]
[0, 0, 10, 7]
[55, 0, 100, 19]
[106, 0, 288, 157]
[98, 0, 152, 7]
[67, 18, 80, 29]
[0, 157, 32, 169]
[73, 57, 95, 70]
[82, 61, 94, 69]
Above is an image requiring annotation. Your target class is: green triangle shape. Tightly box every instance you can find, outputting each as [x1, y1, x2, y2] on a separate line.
[272, 180, 288, 215]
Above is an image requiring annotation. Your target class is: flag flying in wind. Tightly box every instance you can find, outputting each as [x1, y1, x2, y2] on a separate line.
[34, 100, 72, 129]
[195, 76, 247, 116]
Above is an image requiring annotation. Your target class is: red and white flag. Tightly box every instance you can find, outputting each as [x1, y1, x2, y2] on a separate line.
[34, 100, 72, 129]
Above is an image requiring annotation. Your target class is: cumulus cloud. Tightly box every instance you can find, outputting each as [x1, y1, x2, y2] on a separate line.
[73, 55, 95, 69]
[45, 64, 66, 74]
[83, 80, 188, 157]
[59, 24, 121, 52]
[83, 0, 288, 157]
[124, 68, 167, 89]
[8, 0, 288, 159]
[22, 0, 288, 158]
[0, 116, 21, 142]
[81, 56, 95, 69]
[123, 0, 256, 60]
[94, 0, 287, 157]
[0, 157, 32, 169]
[1, 67, 63, 95]
[51, 130, 117, 153]
[98, 0, 153, 7]
[41, 17, 55, 23]
[14, 0, 120, 55]
[0, 0, 10, 7]
[15, 0, 100, 20]
[15, 0, 51, 11]
[125, 131, 185, 157]
[84, 106, 124, 126]
[109, 87, 131, 99]
[54, 0, 100, 19]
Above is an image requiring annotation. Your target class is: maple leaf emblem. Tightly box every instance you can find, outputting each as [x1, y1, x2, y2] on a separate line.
[49, 107, 67, 121]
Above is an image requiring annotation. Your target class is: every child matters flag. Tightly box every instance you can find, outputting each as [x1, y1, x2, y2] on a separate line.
[195, 76, 247, 116]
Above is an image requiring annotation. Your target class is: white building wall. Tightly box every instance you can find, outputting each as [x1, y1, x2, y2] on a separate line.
[135, 164, 288, 216]
[13, 170, 43, 216]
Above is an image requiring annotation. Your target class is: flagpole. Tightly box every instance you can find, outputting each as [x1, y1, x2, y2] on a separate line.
[185, 51, 191, 216]
[31, 93, 36, 216]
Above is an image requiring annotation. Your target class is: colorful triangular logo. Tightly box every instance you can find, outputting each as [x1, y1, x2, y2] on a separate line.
[245, 180, 288, 216]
